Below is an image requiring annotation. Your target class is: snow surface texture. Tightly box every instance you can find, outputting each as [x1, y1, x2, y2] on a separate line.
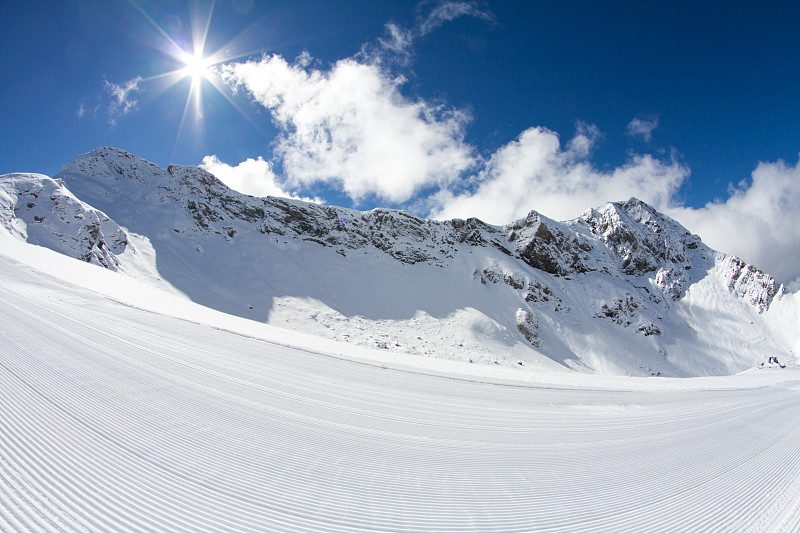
[1, 233, 800, 532]
[1, 146, 797, 377]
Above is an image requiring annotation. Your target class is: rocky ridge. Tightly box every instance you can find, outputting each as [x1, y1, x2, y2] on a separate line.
[55, 148, 782, 310]
[0, 147, 793, 376]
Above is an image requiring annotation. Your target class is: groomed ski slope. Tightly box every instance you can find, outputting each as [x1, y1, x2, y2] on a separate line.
[2, 240, 800, 532]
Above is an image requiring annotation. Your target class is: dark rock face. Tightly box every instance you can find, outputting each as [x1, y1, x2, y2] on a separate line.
[718, 255, 782, 313]
[507, 212, 595, 276]
[582, 199, 703, 275]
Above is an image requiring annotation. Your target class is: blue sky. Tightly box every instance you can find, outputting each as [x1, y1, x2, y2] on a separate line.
[1, 0, 799, 286]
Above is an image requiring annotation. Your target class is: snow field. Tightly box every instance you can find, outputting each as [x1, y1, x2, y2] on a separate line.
[2, 251, 800, 532]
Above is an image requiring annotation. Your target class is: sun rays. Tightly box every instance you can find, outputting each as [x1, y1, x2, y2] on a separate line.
[180, 50, 214, 85]
[126, 0, 263, 156]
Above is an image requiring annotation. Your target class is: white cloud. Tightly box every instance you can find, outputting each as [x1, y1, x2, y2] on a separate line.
[356, 23, 416, 67]
[220, 54, 476, 203]
[666, 157, 800, 287]
[625, 115, 659, 143]
[104, 76, 142, 125]
[419, 1, 495, 35]
[431, 125, 688, 224]
[213, 7, 798, 288]
[215, 1, 496, 204]
[566, 121, 602, 158]
[199, 155, 317, 201]
[76, 103, 86, 118]
[431, 122, 800, 286]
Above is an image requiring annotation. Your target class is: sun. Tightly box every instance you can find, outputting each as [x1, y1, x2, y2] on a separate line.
[180, 50, 213, 84]
[130, 2, 229, 111]
[129, 0, 263, 156]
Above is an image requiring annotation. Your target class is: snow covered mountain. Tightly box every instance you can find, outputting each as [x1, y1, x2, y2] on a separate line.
[0, 173, 128, 270]
[1, 147, 797, 376]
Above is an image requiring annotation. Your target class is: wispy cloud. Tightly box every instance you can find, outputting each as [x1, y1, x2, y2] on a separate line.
[357, 23, 415, 67]
[419, 1, 495, 35]
[76, 103, 86, 118]
[566, 121, 602, 158]
[360, 1, 495, 65]
[104, 76, 142, 125]
[377, 23, 415, 56]
[625, 115, 659, 143]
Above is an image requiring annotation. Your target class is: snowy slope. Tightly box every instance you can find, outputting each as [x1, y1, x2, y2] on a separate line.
[2, 234, 800, 532]
[0, 173, 128, 269]
[1, 146, 796, 376]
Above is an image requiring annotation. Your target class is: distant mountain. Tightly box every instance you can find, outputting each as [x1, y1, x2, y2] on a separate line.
[1, 147, 797, 376]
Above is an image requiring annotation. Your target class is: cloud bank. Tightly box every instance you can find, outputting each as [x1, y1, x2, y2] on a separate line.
[430, 125, 689, 223]
[666, 157, 800, 288]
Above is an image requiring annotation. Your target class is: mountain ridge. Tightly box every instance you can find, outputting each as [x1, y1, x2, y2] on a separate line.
[1, 146, 795, 376]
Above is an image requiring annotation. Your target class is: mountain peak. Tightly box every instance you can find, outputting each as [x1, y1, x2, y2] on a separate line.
[3, 146, 792, 377]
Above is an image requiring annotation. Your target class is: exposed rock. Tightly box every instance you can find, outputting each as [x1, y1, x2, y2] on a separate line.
[2, 146, 790, 377]
[716, 255, 782, 313]
[0, 173, 128, 269]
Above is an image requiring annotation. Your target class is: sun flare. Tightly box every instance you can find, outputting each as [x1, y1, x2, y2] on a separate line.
[128, 0, 262, 157]
[181, 51, 213, 84]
